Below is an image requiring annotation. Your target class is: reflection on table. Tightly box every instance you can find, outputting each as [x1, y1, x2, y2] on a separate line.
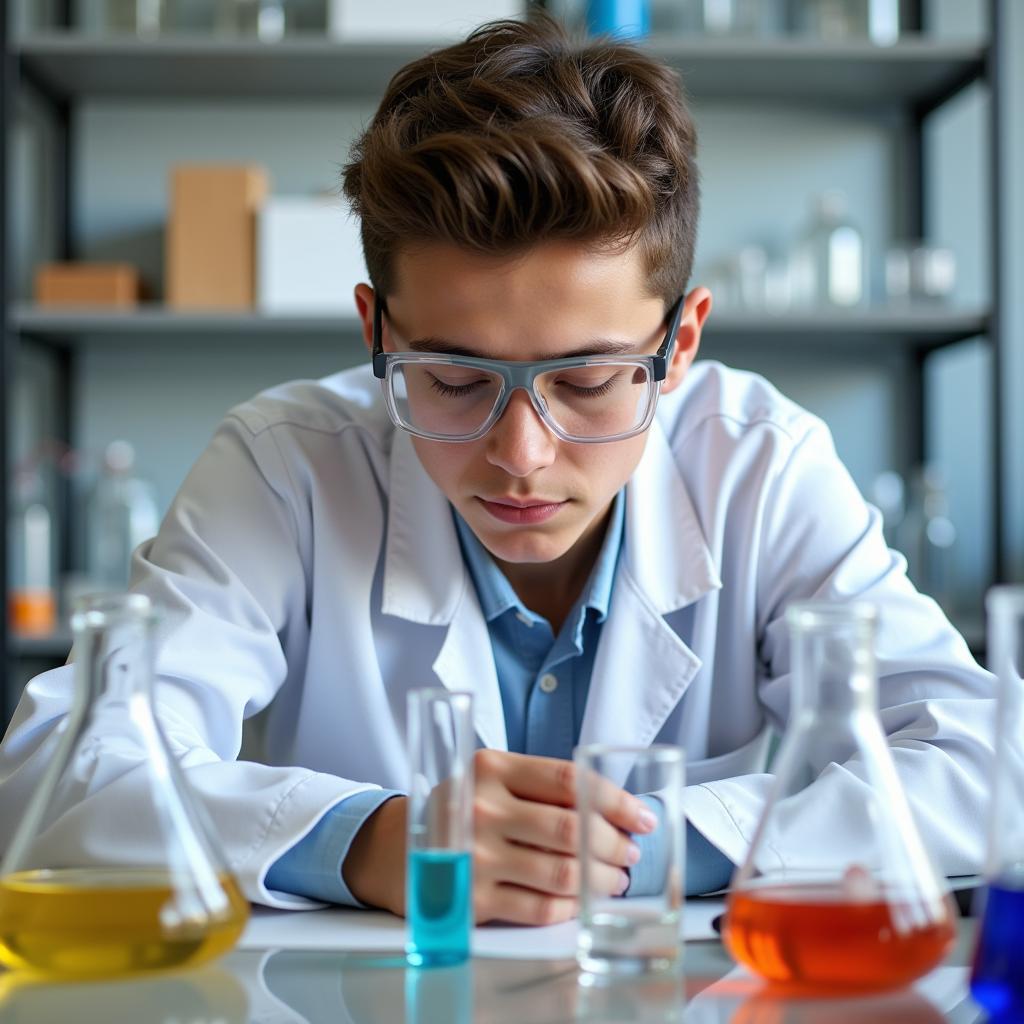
[0, 921, 984, 1023]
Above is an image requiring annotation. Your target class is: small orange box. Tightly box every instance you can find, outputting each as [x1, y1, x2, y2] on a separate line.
[166, 164, 269, 310]
[35, 263, 140, 307]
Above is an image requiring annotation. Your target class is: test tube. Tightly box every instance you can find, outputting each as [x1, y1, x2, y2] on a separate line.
[406, 689, 474, 967]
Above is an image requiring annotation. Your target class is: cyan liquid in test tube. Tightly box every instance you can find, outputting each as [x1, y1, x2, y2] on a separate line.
[406, 689, 474, 967]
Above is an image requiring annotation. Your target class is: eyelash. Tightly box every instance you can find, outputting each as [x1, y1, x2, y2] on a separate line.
[427, 375, 621, 398]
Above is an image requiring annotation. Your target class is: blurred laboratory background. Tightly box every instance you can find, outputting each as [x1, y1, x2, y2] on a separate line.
[2, 0, 1022, 724]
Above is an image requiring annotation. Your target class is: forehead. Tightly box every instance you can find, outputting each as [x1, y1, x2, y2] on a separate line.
[387, 241, 664, 361]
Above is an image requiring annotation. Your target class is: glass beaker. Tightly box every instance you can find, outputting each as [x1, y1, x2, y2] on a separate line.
[406, 688, 474, 968]
[970, 586, 1024, 1018]
[0, 593, 249, 979]
[722, 602, 955, 992]
[575, 745, 685, 978]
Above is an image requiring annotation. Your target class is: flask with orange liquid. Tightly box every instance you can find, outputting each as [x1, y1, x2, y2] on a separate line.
[0, 593, 249, 979]
[722, 602, 955, 993]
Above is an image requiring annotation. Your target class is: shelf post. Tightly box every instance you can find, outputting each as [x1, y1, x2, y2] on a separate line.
[989, 0, 1022, 584]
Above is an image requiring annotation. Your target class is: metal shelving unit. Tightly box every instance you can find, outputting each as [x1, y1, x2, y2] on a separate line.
[1, 5, 1015, 721]
[9, 303, 991, 350]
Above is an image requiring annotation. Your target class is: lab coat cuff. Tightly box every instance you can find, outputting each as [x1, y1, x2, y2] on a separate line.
[264, 788, 403, 907]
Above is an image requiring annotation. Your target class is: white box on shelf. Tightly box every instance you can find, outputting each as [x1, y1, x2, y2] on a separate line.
[327, 0, 524, 42]
[258, 197, 367, 316]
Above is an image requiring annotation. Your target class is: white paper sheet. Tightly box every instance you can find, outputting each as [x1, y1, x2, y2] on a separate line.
[239, 899, 724, 959]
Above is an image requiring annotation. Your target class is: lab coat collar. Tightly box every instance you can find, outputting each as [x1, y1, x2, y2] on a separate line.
[577, 419, 722, 756]
[624, 417, 723, 615]
[382, 419, 721, 624]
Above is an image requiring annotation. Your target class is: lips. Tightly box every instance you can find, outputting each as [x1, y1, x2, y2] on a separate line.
[477, 496, 567, 525]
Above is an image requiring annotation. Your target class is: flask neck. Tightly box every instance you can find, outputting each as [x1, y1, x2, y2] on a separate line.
[790, 622, 878, 719]
[72, 600, 158, 714]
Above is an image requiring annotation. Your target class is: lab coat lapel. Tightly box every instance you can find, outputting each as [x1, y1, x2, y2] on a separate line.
[381, 430, 508, 751]
[580, 420, 722, 764]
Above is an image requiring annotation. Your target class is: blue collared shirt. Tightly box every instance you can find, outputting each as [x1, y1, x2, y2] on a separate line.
[266, 492, 732, 904]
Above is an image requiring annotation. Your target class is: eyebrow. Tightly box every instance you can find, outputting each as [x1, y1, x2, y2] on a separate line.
[407, 337, 641, 358]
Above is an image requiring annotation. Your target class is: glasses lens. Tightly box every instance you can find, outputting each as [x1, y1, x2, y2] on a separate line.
[535, 363, 654, 439]
[390, 361, 503, 438]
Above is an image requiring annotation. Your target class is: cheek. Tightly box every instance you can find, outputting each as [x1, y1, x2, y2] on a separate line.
[410, 437, 478, 493]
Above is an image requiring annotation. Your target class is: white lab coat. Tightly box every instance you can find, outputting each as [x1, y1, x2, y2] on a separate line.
[0, 361, 994, 908]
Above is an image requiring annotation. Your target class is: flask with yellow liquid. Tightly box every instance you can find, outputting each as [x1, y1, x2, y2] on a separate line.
[0, 593, 249, 978]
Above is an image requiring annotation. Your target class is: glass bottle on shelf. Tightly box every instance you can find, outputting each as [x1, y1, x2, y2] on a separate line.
[970, 587, 1024, 1018]
[0, 593, 249, 979]
[104, 0, 169, 36]
[217, 0, 291, 41]
[788, 191, 866, 309]
[8, 467, 57, 638]
[722, 602, 956, 992]
[668, 0, 770, 36]
[788, 0, 899, 45]
[86, 441, 161, 592]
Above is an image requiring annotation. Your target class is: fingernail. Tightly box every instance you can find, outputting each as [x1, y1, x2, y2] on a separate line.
[637, 809, 658, 833]
[615, 871, 630, 896]
[627, 842, 641, 866]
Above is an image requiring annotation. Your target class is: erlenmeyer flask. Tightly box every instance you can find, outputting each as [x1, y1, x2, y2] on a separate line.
[0, 593, 249, 978]
[722, 602, 955, 992]
[970, 586, 1024, 1017]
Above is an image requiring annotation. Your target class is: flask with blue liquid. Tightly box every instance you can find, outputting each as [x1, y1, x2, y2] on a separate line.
[406, 689, 474, 967]
[970, 587, 1024, 1020]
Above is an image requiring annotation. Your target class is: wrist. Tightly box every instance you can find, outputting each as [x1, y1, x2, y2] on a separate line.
[342, 795, 408, 915]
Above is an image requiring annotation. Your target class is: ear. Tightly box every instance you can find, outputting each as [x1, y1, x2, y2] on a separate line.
[354, 283, 376, 354]
[661, 286, 712, 396]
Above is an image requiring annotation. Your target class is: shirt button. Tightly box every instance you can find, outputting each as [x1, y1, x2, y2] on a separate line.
[515, 611, 533, 627]
[539, 673, 559, 694]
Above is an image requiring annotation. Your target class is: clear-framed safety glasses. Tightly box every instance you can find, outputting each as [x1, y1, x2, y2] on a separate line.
[371, 295, 685, 444]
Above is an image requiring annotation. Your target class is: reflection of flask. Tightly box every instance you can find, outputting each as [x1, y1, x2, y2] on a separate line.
[897, 466, 957, 614]
[970, 587, 1024, 1017]
[0, 593, 248, 979]
[723, 603, 955, 992]
[8, 468, 57, 637]
[789, 191, 865, 309]
[870, 470, 905, 549]
[86, 441, 161, 590]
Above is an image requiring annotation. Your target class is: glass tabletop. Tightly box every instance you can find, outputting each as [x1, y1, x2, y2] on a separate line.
[0, 918, 985, 1023]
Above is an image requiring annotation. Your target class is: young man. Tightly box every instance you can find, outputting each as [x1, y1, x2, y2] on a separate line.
[0, 17, 992, 925]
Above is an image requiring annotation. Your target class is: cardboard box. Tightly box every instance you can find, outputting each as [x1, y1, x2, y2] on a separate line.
[35, 263, 140, 307]
[327, 0, 523, 41]
[166, 164, 269, 309]
[258, 196, 367, 315]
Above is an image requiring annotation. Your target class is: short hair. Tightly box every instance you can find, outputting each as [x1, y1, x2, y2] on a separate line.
[342, 14, 700, 306]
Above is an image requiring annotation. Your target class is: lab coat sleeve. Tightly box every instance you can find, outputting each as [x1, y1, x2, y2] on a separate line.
[688, 417, 995, 876]
[0, 414, 389, 909]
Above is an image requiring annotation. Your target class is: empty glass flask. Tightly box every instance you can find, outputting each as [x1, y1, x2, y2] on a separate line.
[722, 602, 955, 992]
[970, 587, 1024, 1019]
[0, 593, 248, 979]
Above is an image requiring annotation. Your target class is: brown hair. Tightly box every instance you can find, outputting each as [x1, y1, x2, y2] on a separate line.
[342, 14, 699, 306]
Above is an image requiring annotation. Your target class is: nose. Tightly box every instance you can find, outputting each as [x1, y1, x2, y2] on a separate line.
[485, 387, 558, 478]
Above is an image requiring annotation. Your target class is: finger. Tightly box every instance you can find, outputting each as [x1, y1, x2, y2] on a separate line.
[480, 750, 655, 834]
[501, 800, 641, 869]
[491, 842, 629, 898]
[477, 884, 579, 927]
[575, 764, 659, 835]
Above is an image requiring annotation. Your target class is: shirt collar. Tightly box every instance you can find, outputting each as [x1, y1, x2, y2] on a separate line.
[453, 490, 625, 627]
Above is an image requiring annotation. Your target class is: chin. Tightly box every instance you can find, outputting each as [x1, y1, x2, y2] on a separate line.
[476, 526, 576, 565]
